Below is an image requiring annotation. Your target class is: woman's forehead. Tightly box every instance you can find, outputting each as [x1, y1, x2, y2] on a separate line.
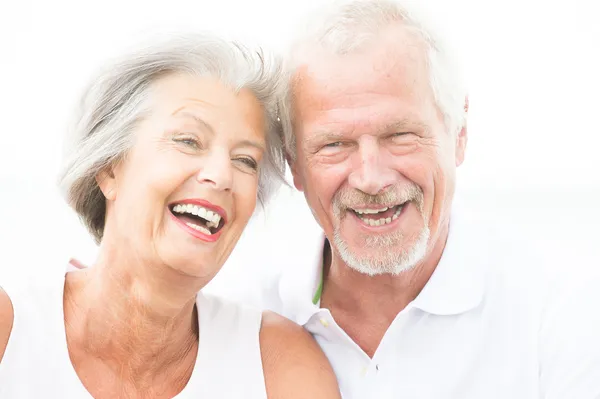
[134, 75, 267, 145]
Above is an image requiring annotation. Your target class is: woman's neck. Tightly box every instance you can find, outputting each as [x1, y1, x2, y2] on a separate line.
[63, 248, 202, 391]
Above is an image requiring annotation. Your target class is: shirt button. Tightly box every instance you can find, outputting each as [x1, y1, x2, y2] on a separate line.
[319, 318, 329, 328]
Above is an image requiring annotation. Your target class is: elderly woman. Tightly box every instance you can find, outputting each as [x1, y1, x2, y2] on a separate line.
[0, 34, 340, 398]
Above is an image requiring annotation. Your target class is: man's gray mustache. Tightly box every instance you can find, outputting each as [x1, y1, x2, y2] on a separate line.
[332, 184, 424, 217]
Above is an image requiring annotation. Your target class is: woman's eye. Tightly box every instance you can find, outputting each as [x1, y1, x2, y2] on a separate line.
[174, 137, 201, 149]
[235, 157, 258, 170]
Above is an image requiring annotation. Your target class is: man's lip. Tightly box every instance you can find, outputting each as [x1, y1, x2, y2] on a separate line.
[346, 203, 404, 212]
[168, 198, 228, 223]
[347, 203, 407, 231]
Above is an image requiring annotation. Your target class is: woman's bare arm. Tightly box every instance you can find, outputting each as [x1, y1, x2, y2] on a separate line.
[260, 311, 341, 399]
[0, 288, 14, 362]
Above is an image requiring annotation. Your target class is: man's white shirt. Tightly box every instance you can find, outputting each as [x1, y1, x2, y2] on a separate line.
[250, 203, 600, 399]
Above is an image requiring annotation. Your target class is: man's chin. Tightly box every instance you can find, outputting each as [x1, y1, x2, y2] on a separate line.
[333, 227, 431, 276]
[343, 255, 419, 276]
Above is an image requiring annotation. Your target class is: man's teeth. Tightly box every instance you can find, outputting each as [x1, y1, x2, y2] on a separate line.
[355, 205, 403, 227]
[185, 222, 212, 235]
[354, 207, 389, 215]
[173, 204, 221, 227]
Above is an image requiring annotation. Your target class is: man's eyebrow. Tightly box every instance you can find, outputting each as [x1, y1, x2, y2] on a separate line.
[303, 119, 429, 145]
[384, 119, 430, 133]
[303, 131, 347, 147]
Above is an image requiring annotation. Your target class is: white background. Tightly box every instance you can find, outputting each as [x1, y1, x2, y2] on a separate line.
[0, 0, 599, 297]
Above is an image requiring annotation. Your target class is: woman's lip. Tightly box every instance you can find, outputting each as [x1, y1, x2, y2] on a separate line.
[168, 198, 228, 223]
[169, 212, 222, 242]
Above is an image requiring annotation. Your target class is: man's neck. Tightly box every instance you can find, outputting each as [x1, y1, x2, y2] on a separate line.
[63, 245, 203, 392]
[320, 223, 449, 357]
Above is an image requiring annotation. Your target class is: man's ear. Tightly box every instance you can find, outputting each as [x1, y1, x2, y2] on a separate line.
[96, 167, 117, 201]
[285, 151, 304, 192]
[455, 96, 469, 167]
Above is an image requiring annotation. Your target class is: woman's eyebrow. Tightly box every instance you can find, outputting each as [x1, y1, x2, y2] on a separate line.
[172, 109, 215, 134]
[236, 139, 266, 153]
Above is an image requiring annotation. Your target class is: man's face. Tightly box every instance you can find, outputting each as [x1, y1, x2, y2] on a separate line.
[290, 29, 467, 275]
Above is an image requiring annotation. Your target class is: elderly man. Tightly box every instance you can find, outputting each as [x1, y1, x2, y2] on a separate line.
[255, 0, 600, 398]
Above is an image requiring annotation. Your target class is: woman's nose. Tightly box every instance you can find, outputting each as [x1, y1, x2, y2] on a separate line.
[195, 150, 233, 192]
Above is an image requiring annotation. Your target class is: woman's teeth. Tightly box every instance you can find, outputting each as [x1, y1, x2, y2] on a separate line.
[354, 205, 403, 227]
[173, 204, 221, 228]
[185, 222, 212, 235]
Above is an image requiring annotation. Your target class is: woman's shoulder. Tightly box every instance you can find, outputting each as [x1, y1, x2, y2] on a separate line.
[259, 311, 341, 399]
[0, 287, 15, 362]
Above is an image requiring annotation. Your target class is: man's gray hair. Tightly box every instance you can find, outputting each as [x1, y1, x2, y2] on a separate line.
[279, 0, 468, 159]
[58, 33, 286, 244]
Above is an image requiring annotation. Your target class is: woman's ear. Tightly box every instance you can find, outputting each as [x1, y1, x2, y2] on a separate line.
[96, 167, 117, 201]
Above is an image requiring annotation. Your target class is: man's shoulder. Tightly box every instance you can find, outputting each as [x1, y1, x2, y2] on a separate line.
[460, 211, 598, 319]
[456, 210, 555, 276]
[448, 210, 560, 310]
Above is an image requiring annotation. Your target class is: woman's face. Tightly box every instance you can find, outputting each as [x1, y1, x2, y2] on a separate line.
[99, 73, 267, 280]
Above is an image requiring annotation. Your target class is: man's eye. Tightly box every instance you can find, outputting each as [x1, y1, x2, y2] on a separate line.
[324, 142, 343, 148]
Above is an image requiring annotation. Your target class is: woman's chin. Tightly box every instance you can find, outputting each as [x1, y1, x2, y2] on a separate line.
[156, 244, 217, 277]
[157, 223, 241, 281]
[169, 260, 221, 281]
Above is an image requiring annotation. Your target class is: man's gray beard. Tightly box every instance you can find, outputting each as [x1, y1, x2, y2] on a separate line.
[333, 224, 430, 276]
[330, 183, 429, 276]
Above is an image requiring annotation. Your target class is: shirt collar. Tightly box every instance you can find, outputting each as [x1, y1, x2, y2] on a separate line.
[409, 203, 486, 315]
[278, 220, 326, 325]
[278, 201, 486, 324]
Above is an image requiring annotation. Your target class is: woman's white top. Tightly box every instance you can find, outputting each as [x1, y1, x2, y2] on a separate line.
[0, 270, 267, 398]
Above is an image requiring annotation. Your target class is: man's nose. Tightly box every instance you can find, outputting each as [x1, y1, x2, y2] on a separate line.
[195, 150, 233, 192]
[347, 138, 397, 196]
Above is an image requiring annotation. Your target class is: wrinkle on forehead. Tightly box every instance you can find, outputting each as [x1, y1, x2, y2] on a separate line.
[295, 26, 429, 91]
[294, 55, 432, 122]
[291, 26, 445, 145]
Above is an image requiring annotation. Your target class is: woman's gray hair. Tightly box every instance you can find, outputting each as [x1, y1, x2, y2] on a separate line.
[280, 0, 468, 160]
[58, 33, 286, 244]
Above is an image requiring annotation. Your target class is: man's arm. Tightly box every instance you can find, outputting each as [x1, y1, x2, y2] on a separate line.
[260, 311, 341, 399]
[539, 266, 600, 398]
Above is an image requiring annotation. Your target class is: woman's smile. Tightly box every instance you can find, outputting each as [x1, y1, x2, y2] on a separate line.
[168, 199, 228, 242]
